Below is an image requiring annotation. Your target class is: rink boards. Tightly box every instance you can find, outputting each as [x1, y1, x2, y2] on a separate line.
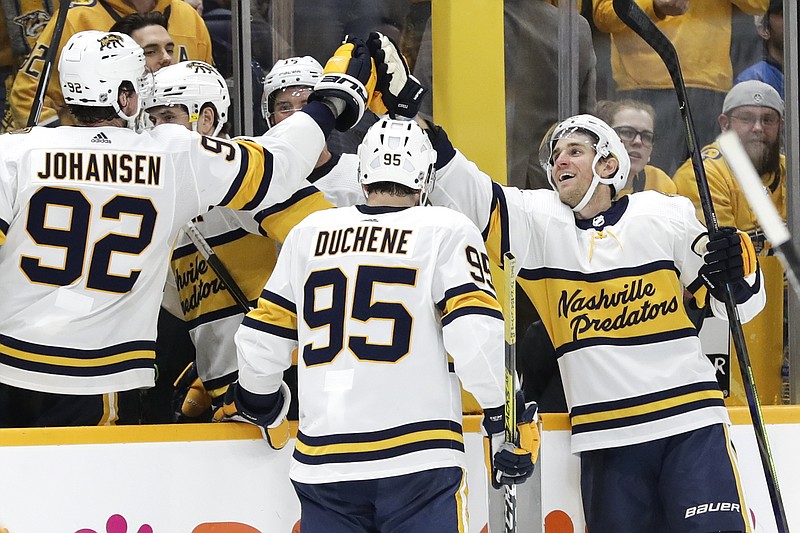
[0, 408, 798, 532]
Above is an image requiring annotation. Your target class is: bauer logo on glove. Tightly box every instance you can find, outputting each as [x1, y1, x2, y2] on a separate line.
[308, 37, 377, 131]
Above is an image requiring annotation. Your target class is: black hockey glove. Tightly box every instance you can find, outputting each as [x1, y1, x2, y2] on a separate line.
[213, 381, 291, 450]
[366, 31, 428, 119]
[694, 226, 757, 303]
[483, 401, 540, 489]
[308, 37, 376, 131]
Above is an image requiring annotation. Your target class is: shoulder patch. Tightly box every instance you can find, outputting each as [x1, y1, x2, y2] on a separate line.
[701, 147, 722, 160]
[12, 10, 50, 40]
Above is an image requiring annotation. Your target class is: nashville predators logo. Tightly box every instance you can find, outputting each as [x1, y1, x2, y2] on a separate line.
[187, 61, 216, 75]
[13, 10, 51, 39]
[98, 34, 125, 51]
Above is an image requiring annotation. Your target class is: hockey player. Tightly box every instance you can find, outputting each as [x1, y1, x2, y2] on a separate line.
[0, 30, 376, 427]
[214, 118, 539, 532]
[152, 57, 364, 421]
[260, 55, 364, 209]
[368, 33, 765, 533]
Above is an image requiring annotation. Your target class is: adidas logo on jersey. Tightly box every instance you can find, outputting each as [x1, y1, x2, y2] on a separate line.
[91, 132, 111, 144]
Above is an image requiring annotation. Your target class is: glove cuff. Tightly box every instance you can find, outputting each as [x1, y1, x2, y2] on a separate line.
[310, 73, 367, 131]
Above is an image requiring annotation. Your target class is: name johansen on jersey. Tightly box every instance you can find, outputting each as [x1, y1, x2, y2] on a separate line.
[35, 151, 162, 186]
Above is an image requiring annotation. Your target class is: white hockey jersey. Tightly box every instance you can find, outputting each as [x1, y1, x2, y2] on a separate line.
[428, 138, 766, 453]
[0, 109, 327, 394]
[235, 204, 505, 483]
[161, 152, 361, 392]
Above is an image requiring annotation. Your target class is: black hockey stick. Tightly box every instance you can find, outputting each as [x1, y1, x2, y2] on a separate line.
[611, 2, 789, 531]
[183, 220, 252, 313]
[718, 132, 800, 299]
[502, 252, 518, 533]
[27, 2, 72, 127]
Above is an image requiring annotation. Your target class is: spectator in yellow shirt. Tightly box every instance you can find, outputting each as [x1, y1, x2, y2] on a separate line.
[9, 0, 212, 128]
[593, 0, 767, 174]
[673, 80, 785, 253]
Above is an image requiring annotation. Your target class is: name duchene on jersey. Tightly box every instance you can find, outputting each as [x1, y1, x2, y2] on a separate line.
[312, 225, 415, 257]
[34, 150, 162, 187]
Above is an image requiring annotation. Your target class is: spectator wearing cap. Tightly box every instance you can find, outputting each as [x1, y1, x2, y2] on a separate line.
[673, 80, 785, 252]
[735, 0, 784, 98]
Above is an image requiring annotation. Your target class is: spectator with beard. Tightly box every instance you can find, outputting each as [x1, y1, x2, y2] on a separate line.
[674, 80, 784, 254]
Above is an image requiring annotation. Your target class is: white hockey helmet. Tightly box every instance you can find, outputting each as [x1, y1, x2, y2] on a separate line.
[261, 56, 323, 126]
[140, 60, 230, 136]
[357, 118, 437, 204]
[539, 114, 630, 212]
[59, 30, 146, 122]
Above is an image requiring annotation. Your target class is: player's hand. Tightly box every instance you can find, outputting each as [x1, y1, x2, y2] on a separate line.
[694, 226, 757, 303]
[366, 31, 428, 119]
[483, 402, 540, 489]
[172, 362, 213, 422]
[309, 37, 377, 131]
[213, 381, 291, 450]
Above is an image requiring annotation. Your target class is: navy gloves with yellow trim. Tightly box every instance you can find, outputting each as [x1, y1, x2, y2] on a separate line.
[212, 381, 291, 450]
[693, 226, 758, 303]
[483, 400, 540, 488]
[366, 31, 428, 120]
[308, 37, 377, 131]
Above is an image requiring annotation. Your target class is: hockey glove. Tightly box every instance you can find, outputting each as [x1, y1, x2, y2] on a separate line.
[366, 31, 428, 119]
[213, 381, 291, 450]
[693, 226, 757, 303]
[308, 37, 377, 132]
[172, 361, 213, 422]
[483, 401, 540, 489]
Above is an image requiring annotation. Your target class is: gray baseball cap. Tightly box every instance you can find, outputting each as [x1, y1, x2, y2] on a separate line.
[722, 80, 784, 116]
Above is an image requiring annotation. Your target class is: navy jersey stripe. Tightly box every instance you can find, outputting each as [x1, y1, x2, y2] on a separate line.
[519, 260, 679, 283]
[571, 397, 726, 435]
[442, 306, 504, 326]
[218, 141, 249, 207]
[0, 333, 152, 358]
[172, 227, 250, 260]
[555, 327, 698, 358]
[293, 438, 465, 465]
[241, 147, 274, 211]
[254, 185, 319, 230]
[186, 303, 247, 330]
[571, 381, 722, 417]
[241, 315, 297, 340]
[298, 419, 463, 446]
[261, 290, 297, 315]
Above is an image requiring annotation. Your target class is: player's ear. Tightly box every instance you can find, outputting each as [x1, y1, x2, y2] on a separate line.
[199, 107, 217, 136]
[598, 155, 618, 179]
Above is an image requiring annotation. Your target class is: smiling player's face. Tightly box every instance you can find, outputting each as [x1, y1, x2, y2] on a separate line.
[550, 133, 597, 209]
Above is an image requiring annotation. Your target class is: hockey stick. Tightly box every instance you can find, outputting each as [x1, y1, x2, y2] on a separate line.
[183, 220, 252, 313]
[27, 1, 72, 127]
[502, 252, 518, 533]
[610, 2, 789, 531]
[718, 131, 800, 300]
